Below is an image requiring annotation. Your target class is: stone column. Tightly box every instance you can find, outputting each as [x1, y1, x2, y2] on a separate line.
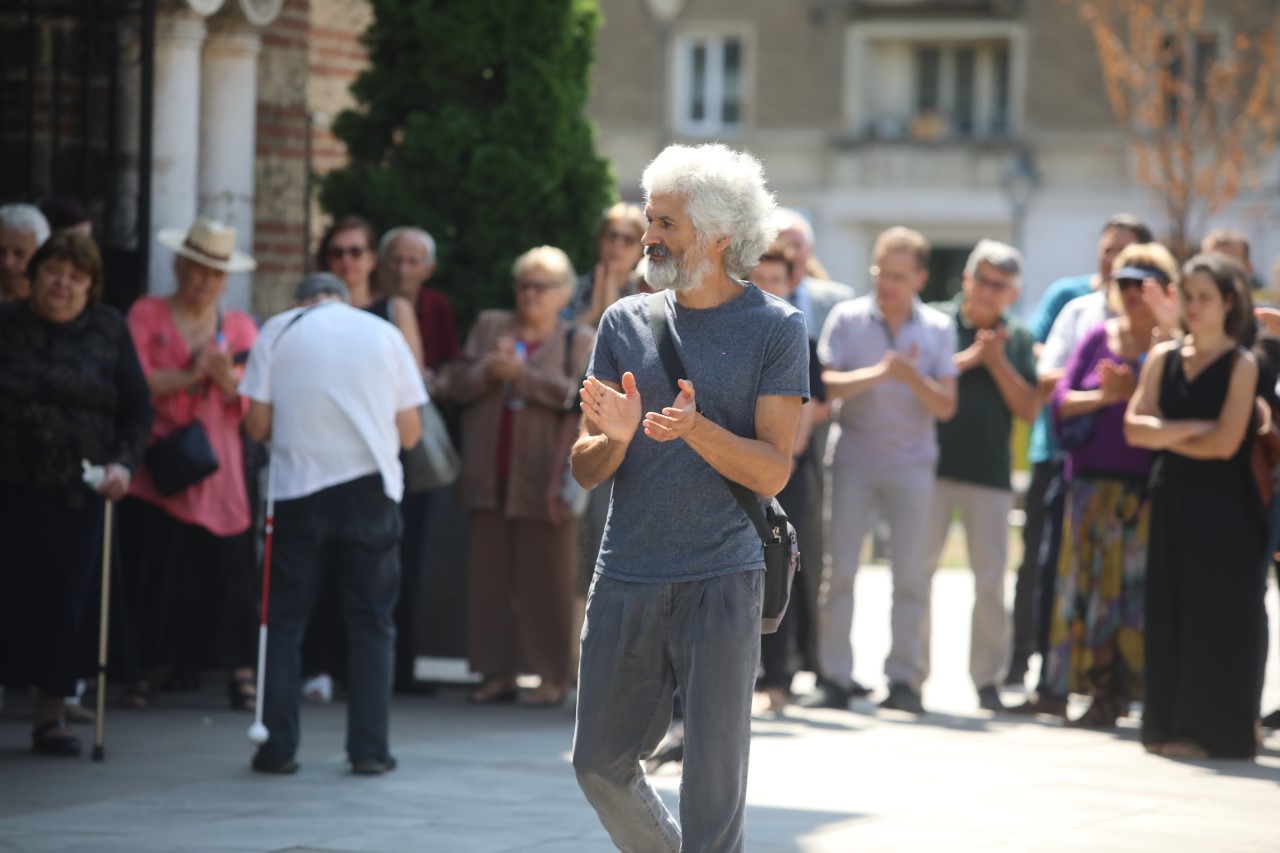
[198, 23, 262, 311]
[148, 8, 208, 295]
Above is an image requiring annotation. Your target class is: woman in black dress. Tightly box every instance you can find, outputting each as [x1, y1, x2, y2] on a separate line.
[0, 233, 153, 755]
[1125, 252, 1265, 759]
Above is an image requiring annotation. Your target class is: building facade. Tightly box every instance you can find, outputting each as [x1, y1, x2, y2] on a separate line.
[586, 0, 1280, 307]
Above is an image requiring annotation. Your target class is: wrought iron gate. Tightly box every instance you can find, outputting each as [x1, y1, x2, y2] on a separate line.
[0, 0, 155, 309]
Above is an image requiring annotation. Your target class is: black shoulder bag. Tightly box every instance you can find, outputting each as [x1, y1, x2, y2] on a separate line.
[144, 311, 224, 496]
[646, 292, 799, 634]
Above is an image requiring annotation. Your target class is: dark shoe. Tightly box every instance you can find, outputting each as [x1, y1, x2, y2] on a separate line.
[977, 685, 1005, 712]
[1262, 709, 1280, 729]
[798, 682, 851, 710]
[848, 679, 873, 699]
[251, 753, 299, 775]
[1006, 694, 1068, 718]
[1065, 698, 1119, 729]
[879, 683, 925, 714]
[32, 721, 81, 757]
[351, 756, 397, 775]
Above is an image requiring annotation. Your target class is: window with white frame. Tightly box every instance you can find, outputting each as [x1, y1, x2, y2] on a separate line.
[908, 41, 1011, 139]
[848, 25, 1022, 142]
[675, 32, 748, 135]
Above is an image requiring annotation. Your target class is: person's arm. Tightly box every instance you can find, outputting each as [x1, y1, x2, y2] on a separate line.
[1167, 353, 1259, 459]
[395, 405, 421, 449]
[1123, 344, 1212, 449]
[572, 373, 642, 489]
[245, 400, 272, 442]
[822, 362, 888, 401]
[546, 411, 582, 525]
[239, 326, 275, 442]
[640, 379, 803, 499]
[392, 296, 426, 373]
[987, 342, 1041, 423]
[101, 325, 157, 500]
[432, 315, 499, 403]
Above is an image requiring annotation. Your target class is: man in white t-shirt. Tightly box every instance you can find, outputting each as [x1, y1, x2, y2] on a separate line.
[239, 273, 427, 775]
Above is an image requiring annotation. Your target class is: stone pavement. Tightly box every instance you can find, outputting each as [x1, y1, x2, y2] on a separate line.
[1, 565, 1278, 853]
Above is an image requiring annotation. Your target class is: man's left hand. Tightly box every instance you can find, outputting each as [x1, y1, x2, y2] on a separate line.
[643, 378, 699, 442]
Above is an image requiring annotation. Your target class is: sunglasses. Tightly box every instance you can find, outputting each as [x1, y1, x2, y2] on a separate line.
[603, 230, 640, 246]
[1115, 277, 1145, 291]
[973, 273, 1012, 293]
[326, 245, 367, 260]
[516, 279, 558, 294]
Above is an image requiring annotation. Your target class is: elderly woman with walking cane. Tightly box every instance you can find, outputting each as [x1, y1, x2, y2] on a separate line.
[0, 232, 153, 756]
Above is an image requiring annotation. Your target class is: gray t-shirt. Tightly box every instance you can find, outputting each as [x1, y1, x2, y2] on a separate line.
[589, 285, 810, 583]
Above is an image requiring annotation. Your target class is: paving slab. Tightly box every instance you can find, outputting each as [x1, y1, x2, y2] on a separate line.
[1, 566, 1277, 852]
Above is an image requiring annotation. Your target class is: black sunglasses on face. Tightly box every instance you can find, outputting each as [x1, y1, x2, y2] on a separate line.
[327, 245, 367, 260]
[1115, 277, 1145, 291]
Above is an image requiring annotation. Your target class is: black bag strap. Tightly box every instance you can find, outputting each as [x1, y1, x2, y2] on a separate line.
[646, 292, 774, 545]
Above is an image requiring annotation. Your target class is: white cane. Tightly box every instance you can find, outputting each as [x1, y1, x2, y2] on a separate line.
[248, 453, 276, 745]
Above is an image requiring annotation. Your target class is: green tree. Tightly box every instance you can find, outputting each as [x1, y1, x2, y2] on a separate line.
[320, 0, 616, 328]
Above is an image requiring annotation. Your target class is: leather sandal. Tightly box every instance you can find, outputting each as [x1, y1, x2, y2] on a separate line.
[468, 678, 518, 705]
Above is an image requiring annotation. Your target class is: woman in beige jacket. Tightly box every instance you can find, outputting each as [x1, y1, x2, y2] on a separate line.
[435, 246, 595, 707]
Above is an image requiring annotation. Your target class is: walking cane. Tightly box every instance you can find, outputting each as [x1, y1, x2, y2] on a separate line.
[93, 499, 113, 762]
[248, 453, 276, 745]
[81, 460, 112, 762]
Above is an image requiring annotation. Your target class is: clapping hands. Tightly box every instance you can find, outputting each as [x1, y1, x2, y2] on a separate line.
[1097, 359, 1137, 404]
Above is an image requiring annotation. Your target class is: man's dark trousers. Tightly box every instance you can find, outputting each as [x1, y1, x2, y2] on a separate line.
[256, 474, 402, 766]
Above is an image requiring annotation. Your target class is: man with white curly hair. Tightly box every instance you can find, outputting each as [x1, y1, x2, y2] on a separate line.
[570, 144, 810, 851]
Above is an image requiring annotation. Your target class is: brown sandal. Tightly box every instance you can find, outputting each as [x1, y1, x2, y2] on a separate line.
[468, 678, 518, 705]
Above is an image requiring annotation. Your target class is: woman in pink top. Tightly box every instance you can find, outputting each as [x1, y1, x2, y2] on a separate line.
[120, 219, 260, 711]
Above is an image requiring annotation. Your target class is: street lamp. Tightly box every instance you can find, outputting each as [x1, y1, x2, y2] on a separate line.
[1001, 150, 1040, 252]
[645, 0, 687, 149]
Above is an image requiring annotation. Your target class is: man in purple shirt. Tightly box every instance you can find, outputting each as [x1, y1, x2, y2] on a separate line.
[802, 227, 958, 714]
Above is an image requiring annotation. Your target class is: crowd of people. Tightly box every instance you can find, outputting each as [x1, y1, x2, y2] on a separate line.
[1, 162, 1278, 781]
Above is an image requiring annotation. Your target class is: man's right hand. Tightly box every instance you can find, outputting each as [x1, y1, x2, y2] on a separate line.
[580, 372, 643, 444]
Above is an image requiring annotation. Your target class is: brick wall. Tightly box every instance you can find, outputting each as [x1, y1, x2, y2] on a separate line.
[251, 0, 370, 318]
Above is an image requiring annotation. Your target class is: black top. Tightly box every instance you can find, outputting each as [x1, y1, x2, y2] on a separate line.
[0, 300, 154, 505]
[1152, 345, 1261, 513]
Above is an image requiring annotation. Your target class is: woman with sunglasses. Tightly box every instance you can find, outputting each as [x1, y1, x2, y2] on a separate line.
[434, 246, 595, 708]
[1044, 242, 1180, 728]
[1126, 253, 1266, 759]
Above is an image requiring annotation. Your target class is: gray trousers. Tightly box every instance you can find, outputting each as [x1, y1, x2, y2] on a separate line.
[922, 478, 1013, 690]
[573, 570, 763, 853]
[819, 464, 935, 692]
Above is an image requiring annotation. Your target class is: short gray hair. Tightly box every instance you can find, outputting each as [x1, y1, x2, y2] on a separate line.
[379, 226, 436, 264]
[0, 203, 51, 246]
[773, 208, 815, 249]
[965, 239, 1024, 286]
[641, 144, 778, 279]
[293, 272, 350, 304]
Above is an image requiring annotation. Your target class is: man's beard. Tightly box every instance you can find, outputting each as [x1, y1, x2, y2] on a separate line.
[645, 244, 711, 293]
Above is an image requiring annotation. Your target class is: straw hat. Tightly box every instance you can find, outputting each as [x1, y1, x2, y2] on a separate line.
[157, 217, 257, 273]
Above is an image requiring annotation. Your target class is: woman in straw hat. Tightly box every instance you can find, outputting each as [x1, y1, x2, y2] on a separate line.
[119, 218, 261, 711]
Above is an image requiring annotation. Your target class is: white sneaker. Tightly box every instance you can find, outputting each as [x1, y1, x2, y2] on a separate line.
[302, 674, 333, 704]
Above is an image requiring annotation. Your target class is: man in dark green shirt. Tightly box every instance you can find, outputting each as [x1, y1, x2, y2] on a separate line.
[927, 239, 1039, 712]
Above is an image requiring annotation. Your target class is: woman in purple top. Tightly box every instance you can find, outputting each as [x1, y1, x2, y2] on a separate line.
[1043, 243, 1180, 727]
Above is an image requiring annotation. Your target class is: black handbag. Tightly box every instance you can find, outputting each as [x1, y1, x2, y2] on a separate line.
[144, 311, 225, 496]
[647, 293, 800, 634]
[145, 420, 220, 496]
